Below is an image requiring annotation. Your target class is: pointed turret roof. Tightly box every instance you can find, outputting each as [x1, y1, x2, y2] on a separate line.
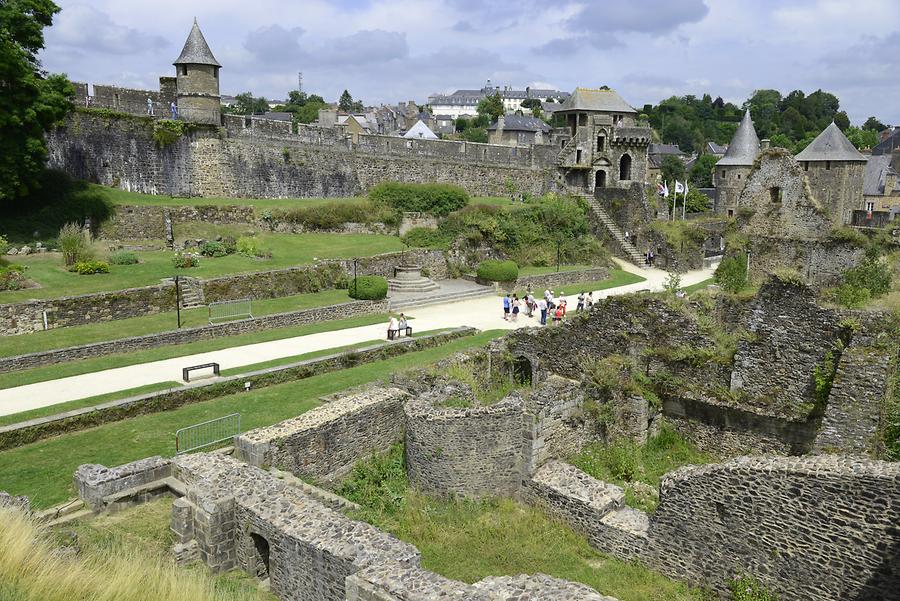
[795, 122, 866, 162]
[557, 88, 637, 114]
[717, 110, 759, 166]
[174, 19, 221, 67]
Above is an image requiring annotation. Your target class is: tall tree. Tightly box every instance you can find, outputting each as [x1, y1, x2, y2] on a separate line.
[233, 92, 268, 115]
[477, 92, 505, 122]
[1, 0, 74, 202]
[338, 90, 355, 112]
[660, 155, 685, 184]
[863, 116, 887, 131]
[689, 154, 719, 188]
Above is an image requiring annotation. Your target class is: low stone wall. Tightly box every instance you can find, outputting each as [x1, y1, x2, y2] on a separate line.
[500, 266, 611, 293]
[0, 300, 388, 372]
[404, 395, 527, 499]
[748, 236, 866, 289]
[0, 328, 475, 451]
[200, 263, 348, 302]
[235, 387, 409, 482]
[74, 456, 173, 511]
[0, 283, 176, 336]
[101, 204, 257, 239]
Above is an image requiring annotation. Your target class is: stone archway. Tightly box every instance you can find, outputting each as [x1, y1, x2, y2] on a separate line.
[512, 356, 534, 386]
[250, 533, 271, 579]
[595, 170, 607, 189]
[619, 154, 632, 181]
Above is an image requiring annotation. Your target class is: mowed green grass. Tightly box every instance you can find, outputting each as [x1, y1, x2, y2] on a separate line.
[0, 313, 395, 390]
[1, 232, 404, 303]
[0, 288, 355, 358]
[0, 330, 503, 509]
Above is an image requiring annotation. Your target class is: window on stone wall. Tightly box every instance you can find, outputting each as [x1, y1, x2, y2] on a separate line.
[804, 162, 809, 171]
[597, 136, 605, 151]
[770, 187, 783, 203]
[727, 209, 734, 217]
[579, 114, 587, 126]
[826, 161, 831, 170]
[576, 148, 582, 164]
[214, 67, 219, 79]
[721, 170, 726, 179]
[181, 65, 187, 76]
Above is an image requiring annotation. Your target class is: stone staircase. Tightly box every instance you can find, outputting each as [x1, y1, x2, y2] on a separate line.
[390, 285, 494, 310]
[570, 191, 647, 268]
[387, 265, 440, 294]
[176, 276, 206, 308]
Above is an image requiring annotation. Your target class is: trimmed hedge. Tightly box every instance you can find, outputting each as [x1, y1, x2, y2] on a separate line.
[369, 182, 469, 217]
[477, 259, 519, 282]
[348, 275, 389, 300]
[71, 260, 109, 275]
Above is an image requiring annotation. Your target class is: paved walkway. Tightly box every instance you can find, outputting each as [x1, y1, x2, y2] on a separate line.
[0, 260, 714, 417]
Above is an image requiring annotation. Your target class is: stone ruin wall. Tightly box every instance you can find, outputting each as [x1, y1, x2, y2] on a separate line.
[47, 111, 553, 201]
[746, 236, 865, 288]
[234, 387, 409, 483]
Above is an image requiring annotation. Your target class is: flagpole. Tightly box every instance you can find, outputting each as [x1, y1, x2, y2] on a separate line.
[671, 181, 676, 221]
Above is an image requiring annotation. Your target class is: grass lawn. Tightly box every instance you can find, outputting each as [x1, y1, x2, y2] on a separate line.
[0, 330, 503, 509]
[53, 497, 274, 600]
[337, 445, 707, 601]
[1, 232, 404, 303]
[0, 312, 396, 390]
[0, 288, 356, 358]
[570, 426, 713, 513]
[682, 278, 715, 294]
[518, 264, 597, 277]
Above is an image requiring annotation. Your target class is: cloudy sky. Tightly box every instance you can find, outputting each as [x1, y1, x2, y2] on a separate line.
[40, 0, 900, 124]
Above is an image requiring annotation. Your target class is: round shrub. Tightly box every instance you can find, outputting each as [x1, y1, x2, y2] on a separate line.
[109, 250, 139, 265]
[476, 259, 518, 282]
[369, 182, 469, 217]
[72, 260, 109, 275]
[199, 240, 228, 257]
[172, 253, 200, 269]
[348, 275, 388, 300]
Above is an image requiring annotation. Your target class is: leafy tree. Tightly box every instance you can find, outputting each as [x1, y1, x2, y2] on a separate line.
[689, 154, 718, 188]
[660, 155, 685, 184]
[233, 92, 269, 115]
[863, 116, 887, 131]
[460, 127, 488, 143]
[1, 0, 74, 202]
[339, 89, 354, 112]
[520, 98, 541, 109]
[454, 116, 470, 132]
[833, 110, 850, 131]
[477, 92, 504, 122]
[845, 126, 879, 150]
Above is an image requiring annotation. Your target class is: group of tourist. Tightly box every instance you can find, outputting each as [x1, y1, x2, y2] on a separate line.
[503, 288, 596, 326]
[387, 313, 410, 340]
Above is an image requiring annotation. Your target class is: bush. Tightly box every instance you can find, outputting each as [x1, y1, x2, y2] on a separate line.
[714, 254, 748, 293]
[730, 575, 778, 601]
[476, 259, 519, 282]
[198, 240, 228, 257]
[369, 182, 469, 217]
[172, 253, 200, 269]
[235, 236, 271, 258]
[279, 200, 398, 229]
[109, 250, 138, 265]
[0, 264, 28, 290]
[58, 222, 88, 266]
[402, 227, 452, 249]
[72, 260, 109, 275]
[348, 275, 388, 300]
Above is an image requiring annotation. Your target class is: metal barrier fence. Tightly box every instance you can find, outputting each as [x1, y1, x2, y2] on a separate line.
[208, 298, 252, 324]
[175, 413, 241, 455]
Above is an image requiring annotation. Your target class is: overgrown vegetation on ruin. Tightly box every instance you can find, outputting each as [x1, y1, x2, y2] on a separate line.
[276, 199, 399, 229]
[884, 369, 900, 461]
[570, 425, 713, 513]
[402, 193, 610, 268]
[336, 444, 708, 601]
[0, 503, 269, 601]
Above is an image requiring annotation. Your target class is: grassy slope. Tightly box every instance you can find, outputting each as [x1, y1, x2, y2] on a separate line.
[0, 313, 394, 390]
[0, 288, 356, 358]
[682, 277, 715, 294]
[0, 330, 503, 509]
[1, 232, 404, 303]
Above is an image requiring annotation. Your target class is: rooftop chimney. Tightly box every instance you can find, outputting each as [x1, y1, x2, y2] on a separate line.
[760, 138, 771, 150]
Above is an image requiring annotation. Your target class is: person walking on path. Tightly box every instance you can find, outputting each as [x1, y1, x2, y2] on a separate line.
[552, 304, 564, 326]
[511, 295, 520, 321]
[576, 292, 585, 312]
[502, 294, 511, 321]
[387, 316, 399, 340]
[538, 297, 548, 325]
[586, 291, 594, 310]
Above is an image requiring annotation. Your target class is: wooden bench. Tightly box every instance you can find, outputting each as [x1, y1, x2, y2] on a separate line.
[387, 327, 413, 341]
[182, 362, 220, 382]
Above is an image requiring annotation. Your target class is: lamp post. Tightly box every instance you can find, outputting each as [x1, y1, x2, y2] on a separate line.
[353, 258, 359, 296]
[746, 249, 752, 284]
[174, 275, 182, 329]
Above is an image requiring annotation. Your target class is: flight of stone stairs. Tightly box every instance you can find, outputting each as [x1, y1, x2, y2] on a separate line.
[176, 276, 206, 308]
[570, 191, 647, 268]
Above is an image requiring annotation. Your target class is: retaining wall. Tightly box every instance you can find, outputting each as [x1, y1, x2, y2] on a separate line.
[235, 387, 408, 482]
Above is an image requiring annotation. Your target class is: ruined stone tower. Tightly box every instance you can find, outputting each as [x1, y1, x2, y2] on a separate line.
[795, 122, 867, 225]
[716, 109, 760, 217]
[173, 19, 221, 125]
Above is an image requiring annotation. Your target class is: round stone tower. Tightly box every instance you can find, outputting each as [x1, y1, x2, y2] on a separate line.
[795, 122, 867, 225]
[715, 109, 760, 217]
[173, 18, 221, 125]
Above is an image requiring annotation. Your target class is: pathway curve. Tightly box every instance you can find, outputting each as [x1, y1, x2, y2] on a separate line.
[0, 260, 713, 417]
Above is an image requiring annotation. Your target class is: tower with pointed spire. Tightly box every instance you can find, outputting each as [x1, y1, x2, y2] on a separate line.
[795, 122, 867, 223]
[174, 18, 221, 125]
[715, 110, 760, 216]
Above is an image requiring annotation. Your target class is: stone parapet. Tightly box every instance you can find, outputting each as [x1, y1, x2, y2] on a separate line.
[74, 456, 173, 511]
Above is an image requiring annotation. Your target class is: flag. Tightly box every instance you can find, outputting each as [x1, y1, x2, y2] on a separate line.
[657, 182, 666, 196]
[662, 181, 669, 198]
[674, 181, 685, 195]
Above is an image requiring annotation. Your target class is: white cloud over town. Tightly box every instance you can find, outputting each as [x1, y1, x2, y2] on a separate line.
[39, 0, 900, 123]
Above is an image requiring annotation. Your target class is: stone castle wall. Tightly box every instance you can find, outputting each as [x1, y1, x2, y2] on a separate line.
[234, 387, 408, 482]
[746, 236, 865, 288]
[48, 111, 553, 200]
[404, 396, 528, 499]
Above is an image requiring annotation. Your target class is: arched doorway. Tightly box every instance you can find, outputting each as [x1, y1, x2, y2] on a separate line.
[250, 533, 271, 579]
[595, 170, 607, 189]
[619, 154, 632, 181]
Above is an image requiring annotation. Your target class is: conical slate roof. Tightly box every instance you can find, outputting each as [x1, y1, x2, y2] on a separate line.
[558, 88, 637, 114]
[717, 110, 759, 166]
[174, 19, 221, 67]
[795, 122, 866, 162]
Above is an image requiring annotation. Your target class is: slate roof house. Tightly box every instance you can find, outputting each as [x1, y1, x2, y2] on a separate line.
[487, 115, 551, 147]
[428, 80, 569, 118]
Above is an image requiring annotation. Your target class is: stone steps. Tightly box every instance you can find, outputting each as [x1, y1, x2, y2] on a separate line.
[389, 286, 494, 310]
[175, 276, 206, 308]
[570, 192, 647, 268]
[387, 277, 440, 293]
